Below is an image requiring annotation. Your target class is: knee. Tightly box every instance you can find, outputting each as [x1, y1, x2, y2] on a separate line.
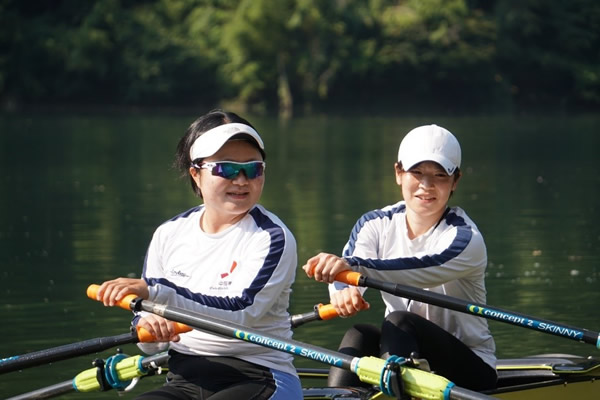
[382, 311, 426, 336]
[343, 324, 380, 340]
[384, 310, 413, 326]
[338, 324, 380, 356]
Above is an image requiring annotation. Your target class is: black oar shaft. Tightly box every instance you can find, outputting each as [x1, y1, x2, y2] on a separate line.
[6, 380, 73, 400]
[139, 300, 355, 371]
[0, 303, 331, 376]
[450, 387, 495, 400]
[134, 300, 495, 400]
[0, 332, 137, 374]
[289, 309, 321, 328]
[85, 284, 496, 400]
[360, 275, 600, 348]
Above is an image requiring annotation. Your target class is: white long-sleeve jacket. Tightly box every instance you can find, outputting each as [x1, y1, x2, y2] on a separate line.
[135, 204, 298, 375]
[331, 201, 496, 368]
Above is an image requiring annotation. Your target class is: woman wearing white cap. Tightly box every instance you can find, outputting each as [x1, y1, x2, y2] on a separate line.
[303, 125, 497, 391]
[95, 110, 302, 399]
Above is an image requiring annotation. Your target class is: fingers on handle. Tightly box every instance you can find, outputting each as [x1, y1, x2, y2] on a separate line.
[137, 322, 192, 342]
[86, 283, 137, 311]
[302, 258, 317, 277]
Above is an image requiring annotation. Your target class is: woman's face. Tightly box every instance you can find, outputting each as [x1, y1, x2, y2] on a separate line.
[396, 161, 459, 221]
[190, 140, 264, 228]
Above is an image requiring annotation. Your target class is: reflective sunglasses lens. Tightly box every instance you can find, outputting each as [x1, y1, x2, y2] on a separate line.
[215, 163, 239, 179]
[213, 162, 263, 179]
[243, 162, 264, 179]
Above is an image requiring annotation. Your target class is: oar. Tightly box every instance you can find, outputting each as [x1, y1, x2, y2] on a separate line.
[4, 305, 333, 400]
[335, 271, 600, 349]
[86, 284, 497, 400]
[0, 322, 191, 375]
[0, 301, 330, 375]
[6, 352, 170, 400]
[290, 303, 338, 328]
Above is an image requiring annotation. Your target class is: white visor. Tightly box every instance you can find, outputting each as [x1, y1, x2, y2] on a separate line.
[190, 123, 264, 160]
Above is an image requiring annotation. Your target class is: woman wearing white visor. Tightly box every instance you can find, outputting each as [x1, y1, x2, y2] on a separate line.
[303, 124, 497, 391]
[95, 110, 302, 399]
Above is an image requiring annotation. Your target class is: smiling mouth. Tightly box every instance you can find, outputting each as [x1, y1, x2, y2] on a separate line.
[417, 194, 436, 201]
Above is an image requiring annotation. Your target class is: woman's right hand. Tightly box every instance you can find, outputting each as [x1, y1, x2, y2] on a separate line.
[302, 252, 352, 283]
[95, 277, 149, 307]
[137, 314, 181, 343]
[330, 287, 370, 317]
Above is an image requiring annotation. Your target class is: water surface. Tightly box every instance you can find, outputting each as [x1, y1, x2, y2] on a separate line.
[1, 113, 598, 398]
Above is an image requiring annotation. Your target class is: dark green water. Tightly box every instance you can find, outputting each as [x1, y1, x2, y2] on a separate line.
[1, 113, 599, 398]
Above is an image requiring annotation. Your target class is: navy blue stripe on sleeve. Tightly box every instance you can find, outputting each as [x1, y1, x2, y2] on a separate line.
[146, 207, 285, 311]
[344, 204, 406, 257]
[345, 210, 472, 271]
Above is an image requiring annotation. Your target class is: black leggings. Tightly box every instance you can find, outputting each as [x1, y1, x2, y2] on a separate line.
[136, 350, 276, 400]
[328, 311, 497, 391]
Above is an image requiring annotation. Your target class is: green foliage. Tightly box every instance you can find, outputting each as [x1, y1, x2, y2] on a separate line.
[495, 0, 600, 109]
[0, 0, 598, 113]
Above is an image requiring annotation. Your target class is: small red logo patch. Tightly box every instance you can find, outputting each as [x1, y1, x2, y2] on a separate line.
[220, 261, 238, 279]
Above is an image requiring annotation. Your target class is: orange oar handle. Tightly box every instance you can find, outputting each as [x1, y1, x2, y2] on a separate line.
[137, 322, 193, 342]
[86, 284, 138, 311]
[316, 303, 338, 320]
[334, 270, 361, 286]
[87, 284, 193, 342]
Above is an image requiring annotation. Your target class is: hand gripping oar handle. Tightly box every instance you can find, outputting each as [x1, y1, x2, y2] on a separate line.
[1, 294, 334, 375]
[86, 284, 496, 400]
[86, 284, 192, 341]
[0, 287, 191, 375]
[87, 285, 337, 334]
[334, 271, 600, 349]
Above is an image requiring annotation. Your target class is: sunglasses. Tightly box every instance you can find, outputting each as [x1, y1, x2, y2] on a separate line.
[193, 161, 266, 179]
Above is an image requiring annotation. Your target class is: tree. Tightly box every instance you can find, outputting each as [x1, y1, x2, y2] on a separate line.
[495, 0, 600, 111]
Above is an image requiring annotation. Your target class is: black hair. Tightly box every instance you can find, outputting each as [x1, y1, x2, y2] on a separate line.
[396, 161, 461, 180]
[175, 109, 265, 197]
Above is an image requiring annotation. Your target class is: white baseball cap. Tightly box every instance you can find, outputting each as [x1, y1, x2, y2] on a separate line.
[190, 123, 265, 160]
[397, 124, 461, 175]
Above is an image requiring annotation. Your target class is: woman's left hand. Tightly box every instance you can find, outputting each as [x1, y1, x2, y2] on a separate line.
[330, 287, 370, 317]
[302, 252, 351, 283]
[95, 277, 149, 307]
[137, 314, 181, 343]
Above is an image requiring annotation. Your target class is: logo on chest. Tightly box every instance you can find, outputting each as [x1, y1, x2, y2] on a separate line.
[169, 269, 190, 278]
[220, 260, 238, 279]
[210, 261, 239, 291]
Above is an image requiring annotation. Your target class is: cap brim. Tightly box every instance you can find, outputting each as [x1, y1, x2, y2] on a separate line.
[402, 154, 457, 175]
[190, 123, 264, 160]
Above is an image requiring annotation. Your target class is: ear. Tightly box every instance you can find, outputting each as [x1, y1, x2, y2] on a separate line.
[190, 166, 202, 187]
[452, 171, 462, 191]
[394, 162, 403, 186]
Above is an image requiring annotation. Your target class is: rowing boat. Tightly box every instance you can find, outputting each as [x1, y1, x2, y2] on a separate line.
[5, 279, 598, 400]
[492, 354, 599, 399]
[9, 351, 596, 400]
[300, 353, 600, 399]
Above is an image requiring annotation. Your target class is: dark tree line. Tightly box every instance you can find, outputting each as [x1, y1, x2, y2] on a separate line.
[1, 0, 599, 116]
